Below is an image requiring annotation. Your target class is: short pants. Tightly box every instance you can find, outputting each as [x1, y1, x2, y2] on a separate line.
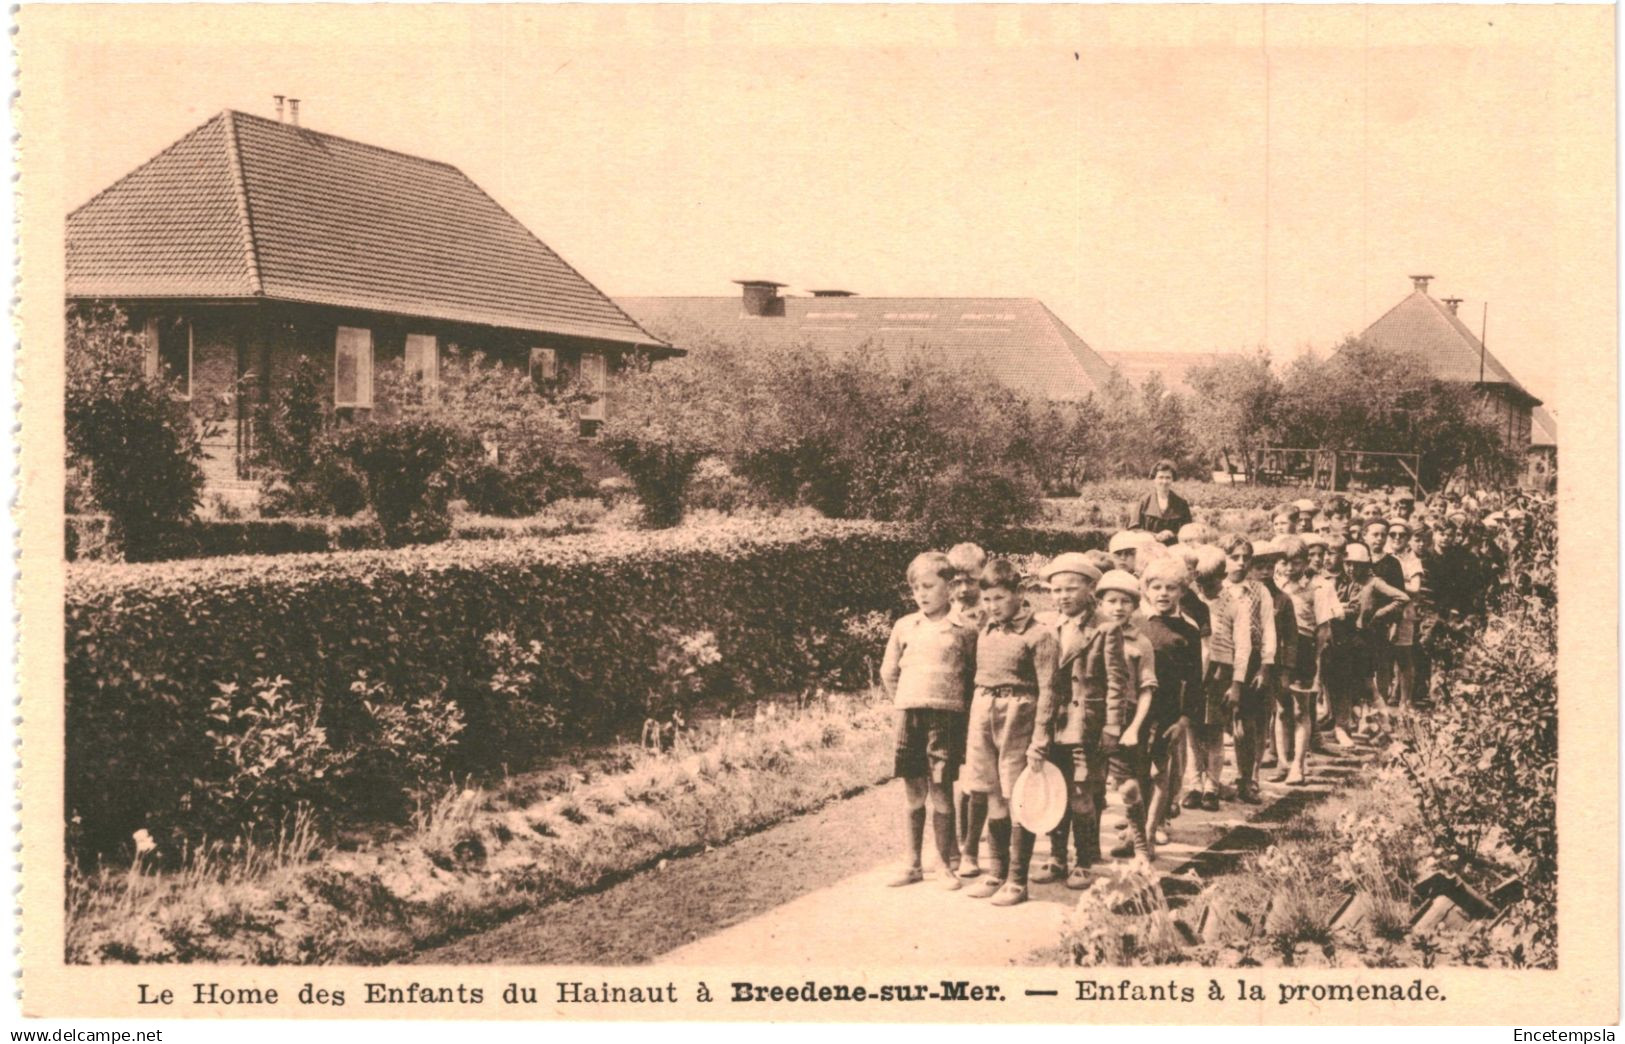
[962, 688, 1038, 798]
[1145, 719, 1183, 781]
[1287, 633, 1318, 690]
[1050, 734, 1141, 789]
[894, 707, 966, 784]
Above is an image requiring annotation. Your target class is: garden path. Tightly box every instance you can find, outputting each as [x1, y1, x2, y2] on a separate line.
[418, 739, 1372, 967]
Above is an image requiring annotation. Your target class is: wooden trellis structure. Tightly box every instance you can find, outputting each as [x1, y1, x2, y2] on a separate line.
[1253, 447, 1424, 494]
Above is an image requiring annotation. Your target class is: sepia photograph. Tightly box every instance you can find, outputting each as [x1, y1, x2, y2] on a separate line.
[15, 1, 1617, 1025]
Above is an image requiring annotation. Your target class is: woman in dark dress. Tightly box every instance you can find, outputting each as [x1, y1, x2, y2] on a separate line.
[1133, 459, 1193, 542]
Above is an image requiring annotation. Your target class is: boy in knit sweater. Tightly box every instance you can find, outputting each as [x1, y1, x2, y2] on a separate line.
[960, 559, 1059, 906]
[880, 552, 977, 888]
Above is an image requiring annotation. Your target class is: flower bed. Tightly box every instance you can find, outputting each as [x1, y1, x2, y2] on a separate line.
[67, 692, 895, 965]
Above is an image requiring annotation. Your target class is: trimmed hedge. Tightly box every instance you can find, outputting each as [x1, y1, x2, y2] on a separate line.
[66, 518, 1105, 857]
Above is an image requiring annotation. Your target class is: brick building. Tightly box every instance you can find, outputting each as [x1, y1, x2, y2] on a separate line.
[67, 109, 677, 489]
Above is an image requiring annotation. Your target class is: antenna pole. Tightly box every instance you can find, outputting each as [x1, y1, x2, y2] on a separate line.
[1479, 302, 1488, 386]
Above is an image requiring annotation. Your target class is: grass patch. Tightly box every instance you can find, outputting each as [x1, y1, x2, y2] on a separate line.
[67, 691, 895, 965]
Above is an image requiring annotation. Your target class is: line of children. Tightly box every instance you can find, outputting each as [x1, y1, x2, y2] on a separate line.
[880, 487, 1486, 902]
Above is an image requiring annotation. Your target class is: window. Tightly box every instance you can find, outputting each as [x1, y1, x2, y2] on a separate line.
[334, 326, 374, 408]
[529, 346, 557, 384]
[144, 317, 192, 398]
[404, 333, 438, 398]
[579, 351, 607, 422]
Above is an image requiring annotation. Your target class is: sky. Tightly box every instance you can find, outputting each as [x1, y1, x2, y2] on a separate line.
[32, 4, 1617, 413]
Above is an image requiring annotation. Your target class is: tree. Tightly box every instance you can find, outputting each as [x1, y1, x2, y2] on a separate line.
[602, 350, 736, 527]
[1278, 338, 1517, 487]
[604, 337, 1055, 533]
[64, 304, 207, 560]
[1185, 349, 1281, 481]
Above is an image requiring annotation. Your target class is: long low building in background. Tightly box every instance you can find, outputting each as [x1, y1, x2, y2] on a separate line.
[617, 281, 1118, 402]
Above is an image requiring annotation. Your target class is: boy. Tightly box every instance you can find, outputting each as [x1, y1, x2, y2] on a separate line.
[1094, 570, 1159, 864]
[1178, 522, 1215, 547]
[946, 542, 989, 630]
[1293, 498, 1319, 534]
[1351, 541, 1410, 735]
[1271, 504, 1299, 537]
[946, 542, 988, 866]
[1325, 496, 1352, 532]
[879, 552, 977, 888]
[1109, 530, 1157, 576]
[1030, 554, 1123, 887]
[1270, 535, 1317, 785]
[961, 560, 1059, 906]
[1084, 548, 1120, 580]
[1303, 532, 1328, 577]
[1208, 534, 1276, 806]
[1248, 540, 1293, 780]
[1137, 557, 1203, 848]
[1181, 543, 1229, 809]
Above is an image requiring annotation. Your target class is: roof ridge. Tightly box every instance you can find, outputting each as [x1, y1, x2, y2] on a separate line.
[67, 110, 228, 219]
[219, 112, 264, 295]
[225, 108, 463, 172]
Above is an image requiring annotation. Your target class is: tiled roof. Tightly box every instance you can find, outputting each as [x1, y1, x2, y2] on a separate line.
[1357, 290, 1540, 406]
[1100, 350, 1243, 395]
[1531, 404, 1557, 447]
[68, 110, 667, 349]
[613, 295, 1114, 402]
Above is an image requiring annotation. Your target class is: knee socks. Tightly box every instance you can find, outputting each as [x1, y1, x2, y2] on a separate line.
[1071, 804, 1098, 867]
[962, 795, 988, 864]
[986, 816, 1012, 883]
[1008, 825, 1035, 886]
[906, 805, 926, 868]
[931, 809, 957, 870]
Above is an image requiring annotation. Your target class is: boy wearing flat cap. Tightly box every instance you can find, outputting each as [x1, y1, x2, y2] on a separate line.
[1029, 553, 1125, 886]
[1094, 568, 1160, 864]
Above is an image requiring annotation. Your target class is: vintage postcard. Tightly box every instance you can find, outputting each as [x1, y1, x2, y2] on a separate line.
[14, 2, 1618, 1026]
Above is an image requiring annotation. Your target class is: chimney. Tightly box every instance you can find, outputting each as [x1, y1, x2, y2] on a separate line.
[1410, 273, 1434, 293]
[1443, 297, 1463, 315]
[734, 280, 787, 318]
[274, 95, 285, 122]
[809, 289, 857, 298]
[288, 98, 301, 127]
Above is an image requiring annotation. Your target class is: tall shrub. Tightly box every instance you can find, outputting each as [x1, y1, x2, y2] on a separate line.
[602, 354, 729, 527]
[333, 417, 473, 546]
[376, 348, 592, 516]
[64, 304, 206, 560]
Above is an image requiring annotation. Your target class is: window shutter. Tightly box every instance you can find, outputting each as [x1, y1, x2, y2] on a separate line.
[580, 351, 606, 421]
[405, 334, 438, 397]
[529, 346, 557, 383]
[142, 318, 160, 379]
[335, 326, 374, 407]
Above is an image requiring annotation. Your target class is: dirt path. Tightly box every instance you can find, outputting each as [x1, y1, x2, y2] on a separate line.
[417, 739, 1372, 966]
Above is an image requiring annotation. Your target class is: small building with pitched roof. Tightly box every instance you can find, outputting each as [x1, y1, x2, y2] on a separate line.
[1354, 275, 1543, 454]
[616, 282, 1115, 402]
[67, 108, 676, 487]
